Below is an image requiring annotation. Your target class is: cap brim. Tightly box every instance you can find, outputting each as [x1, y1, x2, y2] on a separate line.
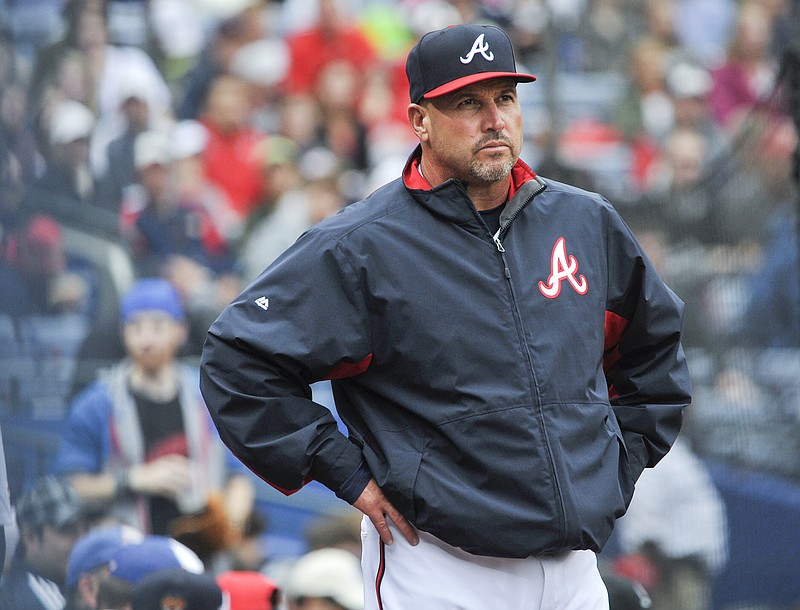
[422, 72, 536, 100]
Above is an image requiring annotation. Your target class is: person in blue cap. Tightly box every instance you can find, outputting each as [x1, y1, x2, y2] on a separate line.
[64, 524, 144, 610]
[53, 278, 254, 565]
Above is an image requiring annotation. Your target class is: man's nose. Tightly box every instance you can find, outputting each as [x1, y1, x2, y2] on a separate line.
[482, 102, 505, 132]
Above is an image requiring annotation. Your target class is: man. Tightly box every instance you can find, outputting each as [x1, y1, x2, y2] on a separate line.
[64, 525, 145, 610]
[200, 24, 691, 609]
[54, 278, 254, 564]
[0, 476, 86, 610]
[97, 534, 205, 610]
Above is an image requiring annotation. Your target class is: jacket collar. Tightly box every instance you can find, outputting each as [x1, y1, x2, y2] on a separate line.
[402, 145, 545, 227]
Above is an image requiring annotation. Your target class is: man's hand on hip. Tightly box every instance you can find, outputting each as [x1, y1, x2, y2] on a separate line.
[353, 479, 419, 547]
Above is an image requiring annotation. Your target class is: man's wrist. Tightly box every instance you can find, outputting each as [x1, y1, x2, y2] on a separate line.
[114, 469, 132, 497]
[335, 461, 372, 505]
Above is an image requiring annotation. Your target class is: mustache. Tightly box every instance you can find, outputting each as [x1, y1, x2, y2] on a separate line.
[475, 132, 513, 149]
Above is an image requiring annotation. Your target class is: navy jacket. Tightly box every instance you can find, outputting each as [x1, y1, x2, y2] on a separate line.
[200, 152, 691, 558]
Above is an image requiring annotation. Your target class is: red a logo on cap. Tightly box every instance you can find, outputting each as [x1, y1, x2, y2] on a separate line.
[460, 34, 495, 64]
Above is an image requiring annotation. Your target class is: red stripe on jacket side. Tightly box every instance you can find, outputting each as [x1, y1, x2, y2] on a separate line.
[604, 310, 630, 399]
[324, 354, 373, 380]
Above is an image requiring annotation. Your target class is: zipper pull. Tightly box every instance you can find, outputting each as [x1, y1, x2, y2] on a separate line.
[493, 231, 505, 252]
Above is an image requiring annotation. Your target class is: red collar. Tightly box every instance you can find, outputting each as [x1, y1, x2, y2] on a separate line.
[402, 150, 538, 200]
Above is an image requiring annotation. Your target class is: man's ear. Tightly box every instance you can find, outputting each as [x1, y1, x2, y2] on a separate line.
[78, 572, 100, 606]
[407, 103, 431, 143]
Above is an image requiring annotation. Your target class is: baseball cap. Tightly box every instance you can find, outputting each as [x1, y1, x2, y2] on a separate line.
[109, 535, 204, 585]
[666, 60, 713, 99]
[120, 278, 185, 323]
[66, 525, 145, 589]
[217, 570, 279, 610]
[134, 130, 171, 169]
[283, 548, 363, 610]
[406, 23, 536, 103]
[132, 568, 223, 610]
[49, 100, 95, 144]
[170, 120, 208, 161]
[16, 476, 83, 531]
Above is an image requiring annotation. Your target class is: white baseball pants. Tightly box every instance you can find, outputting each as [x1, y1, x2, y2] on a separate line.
[361, 517, 609, 610]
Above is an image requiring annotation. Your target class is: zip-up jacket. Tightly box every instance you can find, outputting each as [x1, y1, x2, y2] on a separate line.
[200, 149, 692, 558]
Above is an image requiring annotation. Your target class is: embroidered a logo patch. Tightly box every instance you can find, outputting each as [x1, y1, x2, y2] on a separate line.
[538, 237, 588, 298]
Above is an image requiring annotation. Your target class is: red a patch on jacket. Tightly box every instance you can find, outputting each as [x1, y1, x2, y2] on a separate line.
[538, 237, 588, 298]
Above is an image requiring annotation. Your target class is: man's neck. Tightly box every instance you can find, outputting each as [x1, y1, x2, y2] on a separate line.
[129, 364, 179, 402]
[418, 159, 510, 211]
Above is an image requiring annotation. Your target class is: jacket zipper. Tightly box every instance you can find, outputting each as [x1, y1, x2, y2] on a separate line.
[488, 181, 569, 547]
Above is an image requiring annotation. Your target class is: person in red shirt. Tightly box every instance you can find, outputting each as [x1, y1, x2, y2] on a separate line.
[284, 0, 378, 98]
[199, 74, 264, 226]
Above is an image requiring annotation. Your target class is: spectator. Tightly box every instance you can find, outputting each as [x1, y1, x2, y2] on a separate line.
[0, 214, 93, 317]
[708, 0, 780, 131]
[237, 136, 306, 279]
[99, 535, 205, 609]
[176, 0, 267, 121]
[664, 59, 727, 157]
[283, 0, 378, 99]
[673, 0, 737, 67]
[64, 524, 145, 610]
[282, 548, 363, 610]
[575, 0, 638, 74]
[228, 37, 291, 135]
[0, 476, 87, 610]
[613, 36, 674, 192]
[94, 77, 153, 215]
[34, 100, 96, 206]
[169, 119, 237, 272]
[132, 568, 221, 610]
[613, 436, 729, 610]
[27, 0, 106, 119]
[0, 82, 42, 188]
[198, 75, 264, 229]
[53, 278, 254, 564]
[123, 129, 234, 278]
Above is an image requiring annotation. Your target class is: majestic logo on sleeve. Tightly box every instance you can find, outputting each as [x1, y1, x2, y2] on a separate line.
[460, 34, 495, 63]
[538, 237, 588, 298]
[254, 296, 269, 310]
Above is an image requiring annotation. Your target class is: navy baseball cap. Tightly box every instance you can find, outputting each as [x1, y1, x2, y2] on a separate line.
[406, 24, 536, 104]
[133, 569, 223, 610]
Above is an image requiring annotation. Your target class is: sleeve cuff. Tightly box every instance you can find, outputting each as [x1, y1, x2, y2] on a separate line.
[334, 460, 372, 505]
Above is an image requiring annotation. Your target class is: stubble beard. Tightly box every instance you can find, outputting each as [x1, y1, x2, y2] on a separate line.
[468, 156, 515, 183]
[468, 132, 517, 183]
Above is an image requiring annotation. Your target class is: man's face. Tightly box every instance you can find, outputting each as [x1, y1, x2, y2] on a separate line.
[123, 312, 186, 373]
[414, 78, 523, 185]
[23, 522, 84, 585]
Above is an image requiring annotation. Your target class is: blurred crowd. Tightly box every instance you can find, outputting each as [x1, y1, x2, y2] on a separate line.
[0, 0, 799, 609]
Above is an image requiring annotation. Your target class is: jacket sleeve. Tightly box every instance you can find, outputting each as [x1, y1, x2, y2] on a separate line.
[602, 205, 692, 481]
[200, 228, 371, 501]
